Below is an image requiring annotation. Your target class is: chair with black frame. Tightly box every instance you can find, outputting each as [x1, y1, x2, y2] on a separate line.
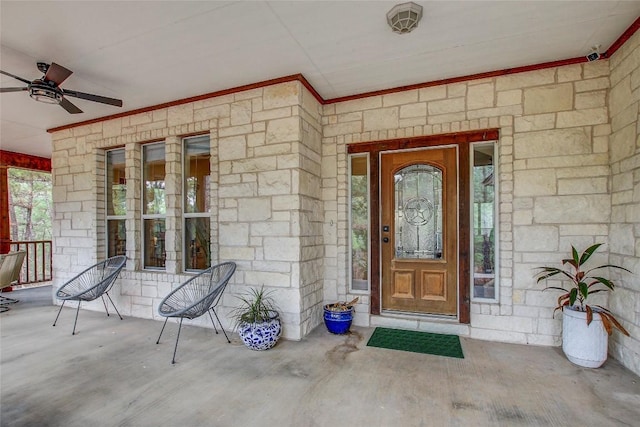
[53, 255, 126, 334]
[0, 251, 27, 313]
[156, 261, 236, 364]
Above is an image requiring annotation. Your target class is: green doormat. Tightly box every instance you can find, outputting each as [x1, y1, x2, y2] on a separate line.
[366, 327, 464, 359]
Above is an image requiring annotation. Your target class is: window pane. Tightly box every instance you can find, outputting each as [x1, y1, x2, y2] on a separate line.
[107, 219, 126, 257]
[107, 149, 126, 216]
[350, 156, 368, 291]
[144, 219, 165, 268]
[472, 144, 495, 299]
[143, 144, 166, 215]
[394, 164, 443, 259]
[185, 217, 210, 270]
[184, 136, 211, 214]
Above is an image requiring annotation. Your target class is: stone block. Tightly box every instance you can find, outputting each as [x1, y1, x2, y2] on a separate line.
[513, 169, 557, 196]
[418, 85, 447, 101]
[496, 69, 555, 91]
[514, 128, 591, 159]
[363, 107, 399, 131]
[238, 197, 271, 221]
[575, 77, 609, 93]
[218, 135, 247, 161]
[258, 170, 291, 195]
[557, 64, 583, 82]
[334, 96, 382, 114]
[556, 107, 608, 128]
[575, 90, 606, 109]
[167, 104, 194, 127]
[524, 83, 573, 115]
[400, 102, 427, 118]
[533, 195, 610, 223]
[264, 237, 300, 261]
[610, 124, 636, 163]
[497, 89, 522, 106]
[383, 90, 418, 106]
[514, 114, 556, 132]
[467, 82, 495, 110]
[194, 104, 230, 121]
[266, 117, 300, 144]
[558, 177, 608, 195]
[513, 225, 558, 251]
[428, 97, 465, 115]
[219, 223, 249, 246]
[263, 82, 300, 110]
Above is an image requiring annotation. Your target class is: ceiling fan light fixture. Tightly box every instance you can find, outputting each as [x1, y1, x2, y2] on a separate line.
[387, 2, 423, 34]
[28, 81, 62, 104]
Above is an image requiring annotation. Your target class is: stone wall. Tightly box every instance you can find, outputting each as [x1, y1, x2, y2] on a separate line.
[50, 36, 640, 375]
[322, 60, 616, 347]
[51, 81, 323, 340]
[609, 29, 640, 376]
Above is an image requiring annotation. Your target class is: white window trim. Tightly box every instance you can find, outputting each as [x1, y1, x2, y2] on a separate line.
[348, 153, 370, 294]
[182, 135, 211, 272]
[142, 142, 166, 270]
[105, 148, 126, 259]
[470, 141, 499, 303]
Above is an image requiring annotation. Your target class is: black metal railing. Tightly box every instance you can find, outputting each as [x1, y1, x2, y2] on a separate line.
[9, 240, 53, 285]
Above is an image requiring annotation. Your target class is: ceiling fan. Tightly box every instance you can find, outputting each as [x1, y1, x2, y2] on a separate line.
[0, 62, 123, 114]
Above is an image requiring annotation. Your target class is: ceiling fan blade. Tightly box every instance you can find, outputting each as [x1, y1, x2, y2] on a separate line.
[59, 97, 83, 114]
[44, 62, 73, 85]
[63, 88, 123, 107]
[0, 87, 28, 93]
[0, 70, 31, 85]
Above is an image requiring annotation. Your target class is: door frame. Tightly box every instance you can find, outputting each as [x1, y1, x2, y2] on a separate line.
[347, 128, 499, 324]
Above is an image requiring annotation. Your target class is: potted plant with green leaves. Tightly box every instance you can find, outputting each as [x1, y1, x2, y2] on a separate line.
[535, 243, 631, 368]
[232, 286, 282, 351]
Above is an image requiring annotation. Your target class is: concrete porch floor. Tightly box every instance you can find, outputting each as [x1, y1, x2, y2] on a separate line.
[1, 286, 640, 427]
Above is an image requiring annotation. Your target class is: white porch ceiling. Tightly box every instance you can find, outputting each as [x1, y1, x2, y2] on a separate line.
[1, 1, 639, 159]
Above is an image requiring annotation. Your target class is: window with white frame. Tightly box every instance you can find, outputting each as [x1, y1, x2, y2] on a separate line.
[349, 154, 369, 292]
[106, 149, 126, 257]
[471, 142, 498, 301]
[183, 135, 211, 271]
[142, 143, 166, 269]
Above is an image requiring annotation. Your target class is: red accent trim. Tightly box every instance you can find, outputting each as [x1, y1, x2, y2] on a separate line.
[604, 16, 640, 58]
[0, 150, 52, 171]
[47, 74, 324, 133]
[326, 57, 586, 104]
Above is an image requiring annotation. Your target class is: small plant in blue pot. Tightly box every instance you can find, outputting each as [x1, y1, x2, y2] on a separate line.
[232, 286, 282, 351]
[324, 297, 358, 334]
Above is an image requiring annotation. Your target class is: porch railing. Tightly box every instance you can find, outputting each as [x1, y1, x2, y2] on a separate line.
[9, 240, 53, 285]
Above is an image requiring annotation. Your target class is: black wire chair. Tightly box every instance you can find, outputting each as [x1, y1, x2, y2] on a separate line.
[53, 255, 127, 335]
[156, 261, 236, 364]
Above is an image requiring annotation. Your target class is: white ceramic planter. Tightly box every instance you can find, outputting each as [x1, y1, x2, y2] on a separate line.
[562, 306, 608, 368]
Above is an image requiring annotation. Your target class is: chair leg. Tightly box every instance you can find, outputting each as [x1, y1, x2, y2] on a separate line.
[210, 308, 230, 343]
[172, 318, 184, 364]
[101, 295, 111, 317]
[156, 318, 169, 344]
[72, 301, 81, 335]
[53, 300, 66, 326]
[104, 292, 123, 320]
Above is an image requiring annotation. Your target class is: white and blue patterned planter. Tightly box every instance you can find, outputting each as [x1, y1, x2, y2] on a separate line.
[238, 313, 282, 351]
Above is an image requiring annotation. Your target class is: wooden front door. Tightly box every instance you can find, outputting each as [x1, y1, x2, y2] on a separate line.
[380, 147, 458, 315]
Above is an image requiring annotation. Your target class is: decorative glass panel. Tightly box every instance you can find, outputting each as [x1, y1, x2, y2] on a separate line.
[394, 164, 443, 259]
[350, 155, 369, 291]
[472, 143, 496, 299]
[185, 217, 211, 270]
[144, 219, 165, 268]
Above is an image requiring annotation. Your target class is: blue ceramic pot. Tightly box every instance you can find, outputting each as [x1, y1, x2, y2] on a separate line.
[238, 311, 282, 350]
[324, 305, 354, 334]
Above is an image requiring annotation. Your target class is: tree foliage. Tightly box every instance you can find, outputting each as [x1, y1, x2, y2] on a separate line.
[8, 168, 52, 241]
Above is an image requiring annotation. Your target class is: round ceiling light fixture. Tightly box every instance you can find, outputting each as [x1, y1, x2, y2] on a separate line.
[387, 2, 423, 34]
